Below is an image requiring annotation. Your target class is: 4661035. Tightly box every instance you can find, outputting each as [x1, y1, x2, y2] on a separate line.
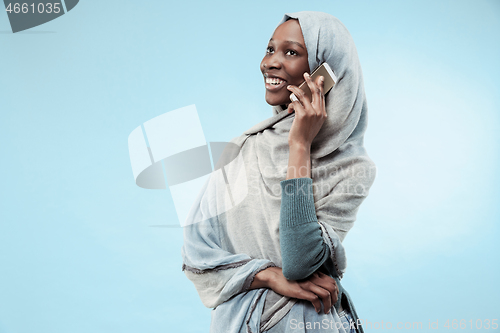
[5, 2, 61, 14]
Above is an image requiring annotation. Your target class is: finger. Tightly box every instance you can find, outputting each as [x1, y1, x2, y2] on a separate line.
[304, 72, 322, 108]
[300, 281, 332, 314]
[287, 84, 313, 111]
[316, 76, 325, 109]
[314, 75, 327, 118]
[309, 283, 332, 314]
[289, 100, 306, 119]
[316, 75, 325, 94]
[317, 271, 336, 286]
[287, 85, 303, 106]
[298, 289, 322, 313]
[311, 272, 338, 306]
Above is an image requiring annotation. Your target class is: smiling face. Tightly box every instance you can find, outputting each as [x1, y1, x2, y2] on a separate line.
[260, 19, 310, 107]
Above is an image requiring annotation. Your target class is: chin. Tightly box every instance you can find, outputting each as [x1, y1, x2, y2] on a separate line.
[265, 94, 288, 106]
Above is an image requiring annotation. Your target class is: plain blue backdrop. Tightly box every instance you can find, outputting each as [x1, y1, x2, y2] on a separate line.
[1, 0, 499, 332]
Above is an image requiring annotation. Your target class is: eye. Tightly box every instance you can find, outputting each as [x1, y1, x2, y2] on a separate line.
[266, 46, 274, 54]
[286, 50, 298, 56]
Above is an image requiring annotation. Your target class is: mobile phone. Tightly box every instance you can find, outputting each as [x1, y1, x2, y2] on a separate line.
[290, 62, 337, 102]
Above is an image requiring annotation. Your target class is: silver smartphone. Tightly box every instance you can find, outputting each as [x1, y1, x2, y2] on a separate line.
[290, 62, 337, 102]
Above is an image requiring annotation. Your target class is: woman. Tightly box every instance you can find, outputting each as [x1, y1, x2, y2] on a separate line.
[182, 11, 376, 333]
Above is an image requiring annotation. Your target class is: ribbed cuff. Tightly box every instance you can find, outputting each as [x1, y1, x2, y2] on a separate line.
[280, 178, 317, 228]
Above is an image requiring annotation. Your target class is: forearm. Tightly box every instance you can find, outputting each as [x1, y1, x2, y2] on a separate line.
[286, 142, 311, 179]
[282, 121, 330, 280]
[280, 177, 330, 280]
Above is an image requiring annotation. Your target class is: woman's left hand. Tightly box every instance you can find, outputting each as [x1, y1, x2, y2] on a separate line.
[286, 72, 327, 149]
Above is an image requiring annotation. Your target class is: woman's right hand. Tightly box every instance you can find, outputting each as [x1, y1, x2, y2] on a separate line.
[250, 267, 338, 314]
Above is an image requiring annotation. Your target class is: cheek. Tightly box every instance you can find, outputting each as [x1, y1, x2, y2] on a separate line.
[289, 62, 309, 82]
[289, 65, 304, 81]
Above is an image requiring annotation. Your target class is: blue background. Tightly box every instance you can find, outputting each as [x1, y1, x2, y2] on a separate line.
[1, 0, 499, 332]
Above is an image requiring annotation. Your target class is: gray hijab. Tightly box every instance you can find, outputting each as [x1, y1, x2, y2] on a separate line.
[182, 11, 376, 333]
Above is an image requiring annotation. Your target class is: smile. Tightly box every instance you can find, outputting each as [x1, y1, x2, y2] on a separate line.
[264, 75, 286, 91]
[266, 77, 285, 85]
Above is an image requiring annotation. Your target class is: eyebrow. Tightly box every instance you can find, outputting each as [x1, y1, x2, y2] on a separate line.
[269, 38, 306, 51]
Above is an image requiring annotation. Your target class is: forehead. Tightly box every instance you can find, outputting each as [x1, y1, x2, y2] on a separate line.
[271, 19, 305, 44]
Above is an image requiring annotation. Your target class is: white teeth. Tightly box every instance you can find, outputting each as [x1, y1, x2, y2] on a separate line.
[266, 77, 284, 85]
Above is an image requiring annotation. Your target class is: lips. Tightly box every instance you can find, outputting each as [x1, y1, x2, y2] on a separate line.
[266, 77, 285, 85]
[264, 73, 287, 91]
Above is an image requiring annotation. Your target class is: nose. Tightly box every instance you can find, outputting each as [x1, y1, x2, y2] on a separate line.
[263, 52, 282, 70]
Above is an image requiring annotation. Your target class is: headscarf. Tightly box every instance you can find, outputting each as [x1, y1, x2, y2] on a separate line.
[181, 11, 375, 333]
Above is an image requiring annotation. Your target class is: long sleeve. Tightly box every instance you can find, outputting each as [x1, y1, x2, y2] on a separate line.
[279, 177, 331, 280]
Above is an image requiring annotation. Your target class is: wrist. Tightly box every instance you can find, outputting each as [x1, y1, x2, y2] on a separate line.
[250, 268, 273, 289]
[288, 140, 311, 152]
